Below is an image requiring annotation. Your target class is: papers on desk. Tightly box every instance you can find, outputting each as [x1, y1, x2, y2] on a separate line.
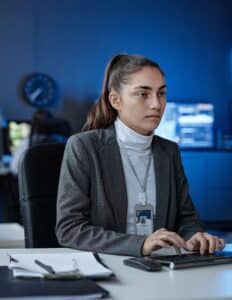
[8, 252, 113, 279]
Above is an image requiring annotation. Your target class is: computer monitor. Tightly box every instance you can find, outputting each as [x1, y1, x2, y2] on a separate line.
[7, 120, 31, 155]
[0, 128, 4, 160]
[0, 114, 7, 161]
[155, 102, 214, 148]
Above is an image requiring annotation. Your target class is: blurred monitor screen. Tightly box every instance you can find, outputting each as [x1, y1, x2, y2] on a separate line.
[155, 102, 214, 148]
[0, 129, 4, 159]
[8, 121, 31, 155]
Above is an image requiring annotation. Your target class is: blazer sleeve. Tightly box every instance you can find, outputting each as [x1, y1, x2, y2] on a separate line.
[56, 135, 145, 257]
[174, 145, 204, 240]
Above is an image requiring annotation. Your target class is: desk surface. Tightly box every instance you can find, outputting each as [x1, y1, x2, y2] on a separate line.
[0, 223, 25, 248]
[0, 246, 232, 300]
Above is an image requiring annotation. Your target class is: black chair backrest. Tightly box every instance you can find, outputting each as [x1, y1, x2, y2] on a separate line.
[29, 118, 71, 147]
[18, 143, 65, 248]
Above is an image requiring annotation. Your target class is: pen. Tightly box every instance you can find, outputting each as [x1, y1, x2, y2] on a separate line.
[7, 254, 19, 263]
[34, 259, 56, 274]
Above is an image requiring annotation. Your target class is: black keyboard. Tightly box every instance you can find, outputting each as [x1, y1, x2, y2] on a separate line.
[149, 252, 232, 269]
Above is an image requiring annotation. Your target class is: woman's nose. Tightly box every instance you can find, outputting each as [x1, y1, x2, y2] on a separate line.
[149, 95, 161, 110]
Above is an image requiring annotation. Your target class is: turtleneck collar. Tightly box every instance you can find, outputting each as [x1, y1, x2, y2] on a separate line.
[114, 117, 153, 151]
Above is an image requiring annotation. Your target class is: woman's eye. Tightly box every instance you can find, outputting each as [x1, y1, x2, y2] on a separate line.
[158, 91, 166, 97]
[138, 92, 148, 98]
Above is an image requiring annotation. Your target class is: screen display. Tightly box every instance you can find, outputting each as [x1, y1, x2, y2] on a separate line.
[0, 129, 4, 160]
[8, 121, 31, 154]
[155, 102, 214, 148]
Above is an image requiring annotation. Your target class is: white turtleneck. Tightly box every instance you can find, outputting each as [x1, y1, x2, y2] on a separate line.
[114, 118, 156, 235]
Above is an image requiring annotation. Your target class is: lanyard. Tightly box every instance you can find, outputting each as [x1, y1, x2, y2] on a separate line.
[119, 142, 152, 205]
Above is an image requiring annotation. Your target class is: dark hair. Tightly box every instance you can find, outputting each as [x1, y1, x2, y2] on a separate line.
[85, 54, 164, 130]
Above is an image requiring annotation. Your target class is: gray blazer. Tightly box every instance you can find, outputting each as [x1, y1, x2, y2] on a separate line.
[56, 125, 203, 257]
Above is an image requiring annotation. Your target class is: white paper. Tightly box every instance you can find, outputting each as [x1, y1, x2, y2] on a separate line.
[8, 252, 113, 279]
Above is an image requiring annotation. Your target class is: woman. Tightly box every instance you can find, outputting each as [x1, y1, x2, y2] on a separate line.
[56, 54, 225, 256]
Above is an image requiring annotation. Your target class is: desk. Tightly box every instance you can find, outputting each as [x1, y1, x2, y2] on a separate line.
[0, 246, 232, 299]
[0, 223, 24, 248]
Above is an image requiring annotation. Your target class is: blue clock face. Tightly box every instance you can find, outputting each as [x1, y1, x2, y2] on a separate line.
[22, 73, 58, 108]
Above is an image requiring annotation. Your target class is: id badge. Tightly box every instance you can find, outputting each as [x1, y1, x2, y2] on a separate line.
[135, 203, 154, 236]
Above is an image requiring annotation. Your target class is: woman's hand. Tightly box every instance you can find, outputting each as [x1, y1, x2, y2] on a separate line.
[141, 228, 186, 256]
[185, 232, 226, 255]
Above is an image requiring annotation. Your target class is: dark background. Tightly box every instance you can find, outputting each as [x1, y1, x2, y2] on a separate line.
[0, 0, 231, 226]
[0, 0, 231, 132]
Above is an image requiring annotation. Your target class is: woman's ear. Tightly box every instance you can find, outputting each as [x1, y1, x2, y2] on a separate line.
[109, 90, 121, 111]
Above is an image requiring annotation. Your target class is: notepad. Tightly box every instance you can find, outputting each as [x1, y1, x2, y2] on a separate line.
[8, 252, 113, 279]
[0, 266, 109, 299]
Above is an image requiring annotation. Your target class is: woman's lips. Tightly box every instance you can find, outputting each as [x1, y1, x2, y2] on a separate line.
[145, 115, 160, 119]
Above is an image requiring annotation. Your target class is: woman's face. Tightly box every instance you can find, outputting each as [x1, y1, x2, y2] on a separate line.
[109, 66, 166, 136]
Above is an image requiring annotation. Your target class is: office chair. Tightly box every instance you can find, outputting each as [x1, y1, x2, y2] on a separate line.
[18, 143, 65, 248]
[29, 117, 71, 147]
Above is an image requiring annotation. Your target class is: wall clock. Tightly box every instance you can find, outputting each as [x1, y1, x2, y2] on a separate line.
[21, 73, 58, 108]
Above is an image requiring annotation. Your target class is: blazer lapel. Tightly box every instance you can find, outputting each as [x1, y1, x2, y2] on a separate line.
[98, 128, 170, 233]
[99, 129, 128, 233]
[153, 137, 170, 229]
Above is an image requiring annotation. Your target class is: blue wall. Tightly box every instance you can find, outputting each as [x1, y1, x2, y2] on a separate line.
[0, 0, 231, 132]
[0, 0, 232, 223]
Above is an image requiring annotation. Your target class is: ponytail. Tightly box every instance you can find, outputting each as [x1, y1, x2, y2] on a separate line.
[84, 54, 164, 131]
